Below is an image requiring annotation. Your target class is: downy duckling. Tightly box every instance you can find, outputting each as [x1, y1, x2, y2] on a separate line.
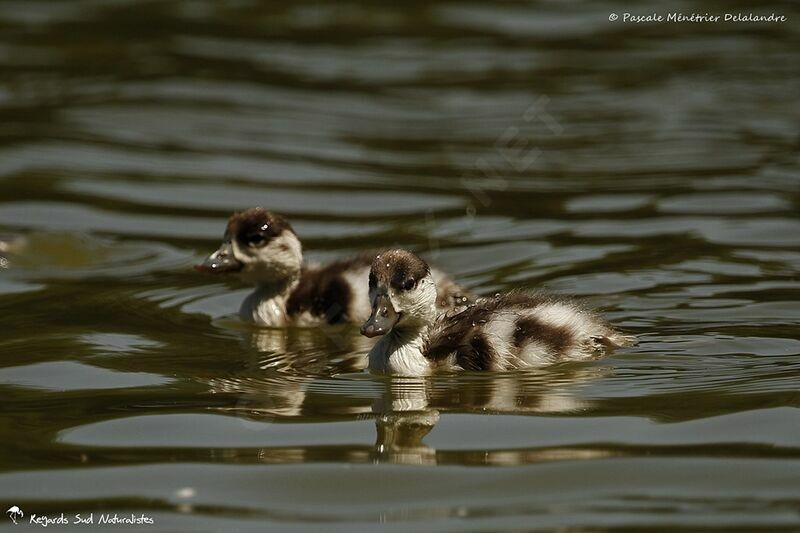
[0, 234, 26, 270]
[361, 250, 637, 375]
[196, 208, 472, 327]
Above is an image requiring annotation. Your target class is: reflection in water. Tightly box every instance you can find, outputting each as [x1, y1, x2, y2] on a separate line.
[208, 343, 610, 466]
[245, 324, 374, 368]
[208, 325, 370, 417]
[375, 409, 440, 466]
[1, 0, 799, 528]
[371, 369, 610, 466]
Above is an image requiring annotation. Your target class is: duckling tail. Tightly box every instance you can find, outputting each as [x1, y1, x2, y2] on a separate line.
[608, 333, 639, 348]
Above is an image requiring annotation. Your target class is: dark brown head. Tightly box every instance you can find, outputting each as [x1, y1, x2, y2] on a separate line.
[360, 250, 438, 338]
[195, 208, 303, 284]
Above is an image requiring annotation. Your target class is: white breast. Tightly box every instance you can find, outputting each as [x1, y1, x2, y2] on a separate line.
[369, 334, 433, 376]
[241, 289, 288, 327]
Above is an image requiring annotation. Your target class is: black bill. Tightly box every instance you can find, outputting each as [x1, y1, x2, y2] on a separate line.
[194, 241, 243, 273]
[360, 293, 400, 338]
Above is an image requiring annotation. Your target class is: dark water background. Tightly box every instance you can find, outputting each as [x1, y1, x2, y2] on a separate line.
[1, 0, 799, 531]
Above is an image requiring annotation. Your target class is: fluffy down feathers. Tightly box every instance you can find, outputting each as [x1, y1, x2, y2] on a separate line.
[424, 291, 636, 371]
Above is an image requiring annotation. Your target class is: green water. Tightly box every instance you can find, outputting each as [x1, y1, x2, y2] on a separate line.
[1, 1, 799, 531]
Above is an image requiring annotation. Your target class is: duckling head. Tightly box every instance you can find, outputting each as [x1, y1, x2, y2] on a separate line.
[361, 249, 438, 338]
[195, 207, 303, 285]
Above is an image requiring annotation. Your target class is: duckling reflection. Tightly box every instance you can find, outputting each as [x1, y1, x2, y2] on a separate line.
[371, 365, 610, 466]
[427, 365, 609, 415]
[375, 365, 607, 415]
[207, 337, 613, 467]
[207, 324, 375, 418]
[245, 323, 374, 367]
[374, 408, 440, 466]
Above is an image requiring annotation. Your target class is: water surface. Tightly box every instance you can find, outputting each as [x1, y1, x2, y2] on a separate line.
[1, 0, 799, 530]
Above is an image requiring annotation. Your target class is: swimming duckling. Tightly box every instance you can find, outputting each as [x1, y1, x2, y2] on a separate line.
[0, 234, 26, 269]
[196, 208, 472, 327]
[361, 249, 636, 375]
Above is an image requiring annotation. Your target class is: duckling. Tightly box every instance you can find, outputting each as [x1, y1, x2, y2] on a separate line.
[0, 234, 25, 270]
[361, 249, 636, 375]
[196, 208, 472, 327]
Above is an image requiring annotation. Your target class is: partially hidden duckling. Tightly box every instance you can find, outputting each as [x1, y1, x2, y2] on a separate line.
[361, 249, 637, 375]
[0, 234, 26, 270]
[196, 208, 472, 327]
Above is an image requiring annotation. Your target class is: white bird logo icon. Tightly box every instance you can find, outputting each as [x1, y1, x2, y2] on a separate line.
[6, 506, 24, 525]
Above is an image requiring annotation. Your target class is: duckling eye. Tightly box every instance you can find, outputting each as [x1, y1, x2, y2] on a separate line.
[245, 233, 266, 247]
[402, 278, 416, 291]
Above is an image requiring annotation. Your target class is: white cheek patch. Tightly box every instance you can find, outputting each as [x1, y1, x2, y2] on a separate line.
[261, 233, 303, 267]
[389, 288, 409, 311]
[235, 232, 304, 282]
[389, 282, 428, 312]
[230, 239, 249, 263]
[389, 276, 438, 319]
[418, 277, 438, 302]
